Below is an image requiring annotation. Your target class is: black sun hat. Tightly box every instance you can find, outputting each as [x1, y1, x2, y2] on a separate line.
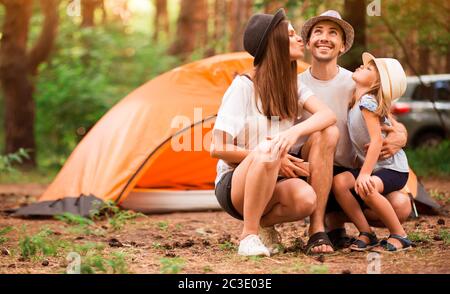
[243, 8, 286, 66]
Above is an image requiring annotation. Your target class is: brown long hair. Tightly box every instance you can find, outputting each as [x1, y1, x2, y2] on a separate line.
[349, 61, 390, 118]
[253, 20, 299, 120]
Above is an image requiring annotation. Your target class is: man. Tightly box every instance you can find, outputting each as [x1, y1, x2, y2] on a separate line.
[297, 10, 412, 254]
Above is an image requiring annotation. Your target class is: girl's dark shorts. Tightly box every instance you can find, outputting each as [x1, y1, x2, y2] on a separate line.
[326, 166, 409, 213]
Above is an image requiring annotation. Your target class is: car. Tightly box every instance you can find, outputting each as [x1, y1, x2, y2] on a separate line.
[391, 74, 450, 148]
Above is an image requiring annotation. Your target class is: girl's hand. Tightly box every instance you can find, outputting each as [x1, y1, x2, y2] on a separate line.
[355, 173, 376, 197]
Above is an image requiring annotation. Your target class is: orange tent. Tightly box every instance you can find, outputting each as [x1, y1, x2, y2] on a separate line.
[14, 52, 438, 217]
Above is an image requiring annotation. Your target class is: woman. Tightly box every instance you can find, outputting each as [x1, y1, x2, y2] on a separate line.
[210, 9, 337, 256]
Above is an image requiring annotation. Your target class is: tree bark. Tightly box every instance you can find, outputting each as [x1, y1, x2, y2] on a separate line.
[342, 0, 367, 71]
[169, 0, 208, 58]
[418, 46, 430, 75]
[264, 0, 286, 13]
[153, 0, 169, 41]
[229, 0, 253, 52]
[447, 51, 450, 73]
[0, 0, 59, 166]
[81, 0, 102, 27]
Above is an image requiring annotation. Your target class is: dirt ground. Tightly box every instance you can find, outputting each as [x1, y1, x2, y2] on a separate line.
[0, 177, 449, 274]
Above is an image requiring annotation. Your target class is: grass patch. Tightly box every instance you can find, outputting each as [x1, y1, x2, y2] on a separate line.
[160, 257, 185, 274]
[80, 252, 128, 274]
[429, 190, 450, 204]
[55, 212, 94, 226]
[408, 231, 432, 243]
[18, 227, 68, 259]
[0, 226, 13, 244]
[218, 241, 236, 251]
[308, 265, 329, 274]
[90, 200, 145, 231]
[439, 229, 450, 246]
[54, 212, 105, 236]
[405, 140, 450, 177]
[156, 221, 169, 231]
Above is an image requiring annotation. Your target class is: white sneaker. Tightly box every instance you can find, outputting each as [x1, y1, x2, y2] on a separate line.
[238, 234, 270, 257]
[259, 226, 282, 255]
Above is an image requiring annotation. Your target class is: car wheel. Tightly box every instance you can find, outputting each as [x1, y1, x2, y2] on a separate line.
[414, 132, 443, 148]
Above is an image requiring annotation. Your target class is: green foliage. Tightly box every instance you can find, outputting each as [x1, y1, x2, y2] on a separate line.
[0, 226, 13, 245]
[439, 229, 450, 246]
[0, 149, 30, 173]
[81, 252, 128, 274]
[408, 231, 432, 243]
[308, 265, 329, 274]
[18, 227, 67, 259]
[160, 257, 185, 274]
[55, 212, 94, 226]
[33, 10, 180, 170]
[405, 141, 450, 177]
[156, 221, 169, 231]
[90, 200, 145, 231]
[218, 241, 236, 251]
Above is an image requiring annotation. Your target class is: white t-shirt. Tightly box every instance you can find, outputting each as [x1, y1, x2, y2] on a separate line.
[213, 75, 314, 185]
[297, 66, 357, 168]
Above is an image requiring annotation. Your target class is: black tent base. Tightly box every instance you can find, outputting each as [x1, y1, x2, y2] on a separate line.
[12, 194, 104, 218]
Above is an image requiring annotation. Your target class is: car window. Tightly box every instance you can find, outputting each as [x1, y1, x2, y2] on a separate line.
[412, 84, 434, 101]
[402, 82, 418, 98]
[434, 81, 450, 102]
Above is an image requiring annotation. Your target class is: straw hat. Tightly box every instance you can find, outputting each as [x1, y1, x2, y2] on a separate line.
[301, 10, 354, 55]
[243, 8, 286, 66]
[362, 52, 407, 101]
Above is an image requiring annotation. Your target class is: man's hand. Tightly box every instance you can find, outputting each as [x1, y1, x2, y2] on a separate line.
[365, 118, 407, 160]
[279, 154, 310, 178]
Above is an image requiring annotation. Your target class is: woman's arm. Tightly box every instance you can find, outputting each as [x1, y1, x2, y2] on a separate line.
[210, 130, 249, 164]
[268, 95, 337, 159]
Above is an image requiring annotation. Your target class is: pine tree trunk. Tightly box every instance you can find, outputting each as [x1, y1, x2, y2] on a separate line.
[229, 0, 253, 52]
[418, 46, 430, 75]
[0, 0, 59, 166]
[446, 51, 450, 73]
[0, 0, 34, 165]
[81, 0, 101, 27]
[342, 0, 367, 71]
[264, 0, 286, 13]
[169, 0, 208, 58]
[154, 0, 169, 41]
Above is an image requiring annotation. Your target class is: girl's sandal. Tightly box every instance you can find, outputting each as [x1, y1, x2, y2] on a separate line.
[350, 232, 379, 252]
[372, 234, 412, 253]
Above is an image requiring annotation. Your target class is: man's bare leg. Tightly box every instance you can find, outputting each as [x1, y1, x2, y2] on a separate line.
[301, 125, 339, 253]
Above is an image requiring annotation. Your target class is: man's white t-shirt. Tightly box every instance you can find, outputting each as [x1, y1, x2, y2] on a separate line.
[213, 75, 314, 185]
[297, 66, 357, 168]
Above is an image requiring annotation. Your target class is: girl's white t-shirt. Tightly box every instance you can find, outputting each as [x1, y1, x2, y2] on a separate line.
[213, 75, 314, 185]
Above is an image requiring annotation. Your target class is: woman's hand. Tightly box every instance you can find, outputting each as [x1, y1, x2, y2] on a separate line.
[355, 173, 376, 198]
[279, 154, 310, 178]
[269, 129, 300, 160]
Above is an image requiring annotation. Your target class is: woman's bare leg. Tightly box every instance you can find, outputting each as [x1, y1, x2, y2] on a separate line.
[259, 178, 317, 227]
[230, 146, 281, 239]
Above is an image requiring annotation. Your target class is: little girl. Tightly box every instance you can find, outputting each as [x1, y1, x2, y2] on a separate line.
[332, 52, 412, 252]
